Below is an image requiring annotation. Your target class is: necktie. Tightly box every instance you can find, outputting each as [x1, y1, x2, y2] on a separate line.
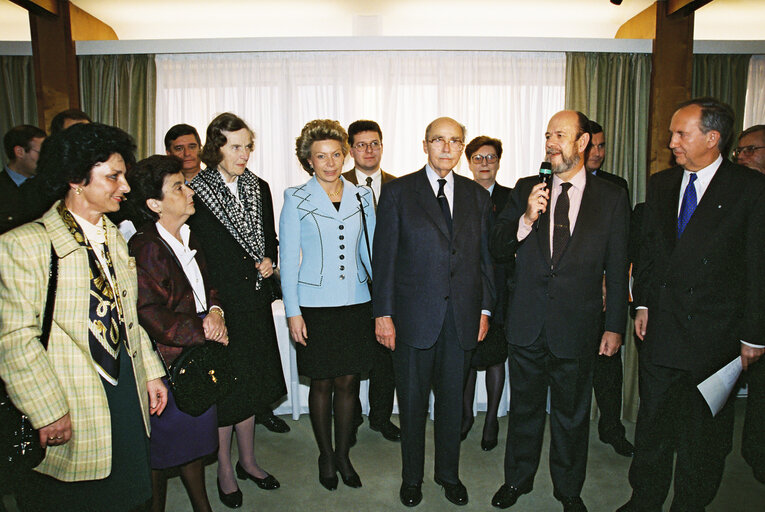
[437, 178, 453, 235]
[677, 173, 698, 237]
[552, 182, 572, 265]
[366, 176, 377, 209]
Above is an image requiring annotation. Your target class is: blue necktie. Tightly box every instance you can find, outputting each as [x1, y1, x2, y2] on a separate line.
[677, 173, 697, 237]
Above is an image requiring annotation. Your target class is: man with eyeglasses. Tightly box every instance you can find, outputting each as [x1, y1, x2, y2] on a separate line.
[490, 111, 629, 512]
[735, 124, 765, 174]
[341, 120, 400, 445]
[0, 125, 46, 234]
[373, 117, 494, 507]
[736, 124, 765, 486]
[583, 120, 635, 459]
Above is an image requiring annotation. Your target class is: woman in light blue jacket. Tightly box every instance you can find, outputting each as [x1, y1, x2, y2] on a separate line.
[280, 119, 375, 491]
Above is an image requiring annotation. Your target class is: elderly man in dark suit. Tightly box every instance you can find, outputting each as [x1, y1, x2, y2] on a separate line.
[490, 110, 630, 512]
[373, 117, 494, 507]
[584, 120, 635, 458]
[343, 119, 400, 443]
[619, 98, 765, 512]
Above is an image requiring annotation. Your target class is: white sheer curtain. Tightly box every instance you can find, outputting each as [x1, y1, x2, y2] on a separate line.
[155, 50, 565, 416]
[744, 55, 765, 127]
[155, 51, 565, 218]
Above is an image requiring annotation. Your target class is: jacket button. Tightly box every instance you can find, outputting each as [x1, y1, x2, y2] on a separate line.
[244, 276, 249, 280]
[687, 314, 693, 321]
[122, 290, 127, 297]
[339, 255, 345, 260]
[452, 249, 456, 255]
[128, 322, 133, 329]
[688, 287, 693, 295]
[444, 296, 449, 301]
[339, 225, 344, 230]
[339, 245, 345, 250]
[340, 265, 345, 270]
[132, 351, 137, 357]
[339, 275, 345, 280]
[339, 235, 344, 240]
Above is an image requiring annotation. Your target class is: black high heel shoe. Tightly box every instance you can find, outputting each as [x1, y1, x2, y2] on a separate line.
[334, 455, 362, 488]
[217, 478, 243, 509]
[318, 454, 338, 491]
[235, 461, 280, 490]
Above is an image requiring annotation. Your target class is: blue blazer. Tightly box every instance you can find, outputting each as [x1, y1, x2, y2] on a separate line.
[279, 176, 375, 318]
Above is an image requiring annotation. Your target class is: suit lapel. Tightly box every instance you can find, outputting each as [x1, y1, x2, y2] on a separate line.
[452, 175, 471, 239]
[414, 167, 450, 239]
[659, 168, 684, 252]
[296, 176, 343, 219]
[536, 204, 552, 267]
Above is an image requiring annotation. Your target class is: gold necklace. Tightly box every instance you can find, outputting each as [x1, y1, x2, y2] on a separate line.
[328, 183, 343, 199]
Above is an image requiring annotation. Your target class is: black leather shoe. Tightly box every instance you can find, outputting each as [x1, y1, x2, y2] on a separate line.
[491, 484, 530, 509]
[258, 413, 290, 433]
[434, 476, 468, 506]
[602, 436, 635, 457]
[217, 479, 242, 509]
[335, 456, 362, 488]
[559, 496, 587, 512]
[235, 461, 279, 490]
[399, 482, 422, 507]
[481, 437, 498, 451]
[370, 420, 401, 441]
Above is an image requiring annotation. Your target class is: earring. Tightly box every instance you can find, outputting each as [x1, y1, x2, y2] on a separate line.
[158, 208, 162, 216]
[75, 187, 82, 195]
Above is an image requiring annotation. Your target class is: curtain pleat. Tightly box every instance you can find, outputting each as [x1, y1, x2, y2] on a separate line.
[78, 54, 156, 159]
[0, 56, 38, 167]
[743, 55, 765, 128]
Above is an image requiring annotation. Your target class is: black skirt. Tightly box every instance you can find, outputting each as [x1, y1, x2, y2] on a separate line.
[470, 322, 508, 368]
[297, 302, 375, 380]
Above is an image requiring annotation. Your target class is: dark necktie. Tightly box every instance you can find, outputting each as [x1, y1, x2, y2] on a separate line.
[437, 178, 453, 235]
[677, 173, 698, 237]
[366, 176, 377, 209]
[552, 182, 572, 265]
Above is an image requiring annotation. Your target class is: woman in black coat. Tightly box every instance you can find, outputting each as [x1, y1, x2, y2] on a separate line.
[188, 113, 287, 509]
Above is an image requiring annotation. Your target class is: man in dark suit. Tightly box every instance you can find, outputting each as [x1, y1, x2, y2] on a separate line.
[584, 120, 635, 458]
[734, 124, 765, 485]
[0, 125, 46, 234]
[343, 119, 400, 443]
[619, 98, 765, 512]
[373, 117, 494, 507]
[490, 111, 630, 512]
[461, 135, 512, 451]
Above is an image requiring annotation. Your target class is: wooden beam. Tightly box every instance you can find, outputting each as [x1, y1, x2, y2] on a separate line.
[615, 2, 657, 39]
[667, 0, 714, 16]
[29, 0, 79, 131]
[646, 0, 695, 175]
[9, 0, 58, 17]
[69, 2, 118, 40]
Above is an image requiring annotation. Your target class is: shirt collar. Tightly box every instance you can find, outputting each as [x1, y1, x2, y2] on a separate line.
[4, 165, 29, 187]
[425, 164, 453, 187]
[156, 221, 196, 264]
[487, 183, 496, 194]
[355, 168, 381, 184]
[70, 210, 105, 245]
[685, 154, 722, 185]
[553, 166, 587, 191]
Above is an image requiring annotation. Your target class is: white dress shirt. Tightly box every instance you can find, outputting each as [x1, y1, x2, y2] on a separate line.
[676, 154, 722, 215]
[156, 222, 208, 314]
[425, 164, 454, 215]
[355, 168, 382, 199]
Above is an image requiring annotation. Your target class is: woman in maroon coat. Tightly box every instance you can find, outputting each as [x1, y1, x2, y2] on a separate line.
[127, 155, 228, 512]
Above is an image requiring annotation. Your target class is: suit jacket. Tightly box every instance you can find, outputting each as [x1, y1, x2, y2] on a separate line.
[372, 167, 495, 350]
[187, 174, 278, 312]
[490, 183, 513, 323]
[0, 170, 29, 234]
[593, 169, 630, 196]
[0, 203, 165, 481]
[280, 176, 375, 318]
[633, 159, 765, 378]
[342, 168, 397, 186]
[491, 171, 630, 359]
[128, 222, 223, 364]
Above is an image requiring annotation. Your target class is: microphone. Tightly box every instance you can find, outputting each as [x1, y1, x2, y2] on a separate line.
[535, 162, 552, 230]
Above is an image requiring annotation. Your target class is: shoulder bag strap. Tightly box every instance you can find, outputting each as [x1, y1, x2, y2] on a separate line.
[356, 192, 372, 283]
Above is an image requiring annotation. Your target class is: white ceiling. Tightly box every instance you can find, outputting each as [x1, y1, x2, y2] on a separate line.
[1, 0, 763, 41]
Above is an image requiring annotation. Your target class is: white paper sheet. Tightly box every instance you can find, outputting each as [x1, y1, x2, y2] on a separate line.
[697, 357, 743, 417]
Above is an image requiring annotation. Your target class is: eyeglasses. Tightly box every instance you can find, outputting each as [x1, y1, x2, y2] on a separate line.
[470, 154, 498, 164]
[733, 145, 765, 158]
[352, 141, 381, 151]
[428, 137, 464, 149]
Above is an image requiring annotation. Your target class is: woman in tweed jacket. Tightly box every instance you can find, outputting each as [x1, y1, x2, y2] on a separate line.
[0, 124, 167, 512]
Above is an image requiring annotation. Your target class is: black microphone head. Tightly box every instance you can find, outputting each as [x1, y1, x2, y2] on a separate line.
[539, 161, 553, 188]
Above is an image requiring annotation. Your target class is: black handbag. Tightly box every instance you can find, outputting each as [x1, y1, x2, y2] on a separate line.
[1, 245, 58, 472]
[148, 234, 236, 417]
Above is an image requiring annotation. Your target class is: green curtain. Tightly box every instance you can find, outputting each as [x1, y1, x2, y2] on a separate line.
[692, 53, 751, 151]
[565, 52, 652, 423]
[78, 54, 156, 159]
[565, 52, 651, 206]
[0, 56, 38, 167]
